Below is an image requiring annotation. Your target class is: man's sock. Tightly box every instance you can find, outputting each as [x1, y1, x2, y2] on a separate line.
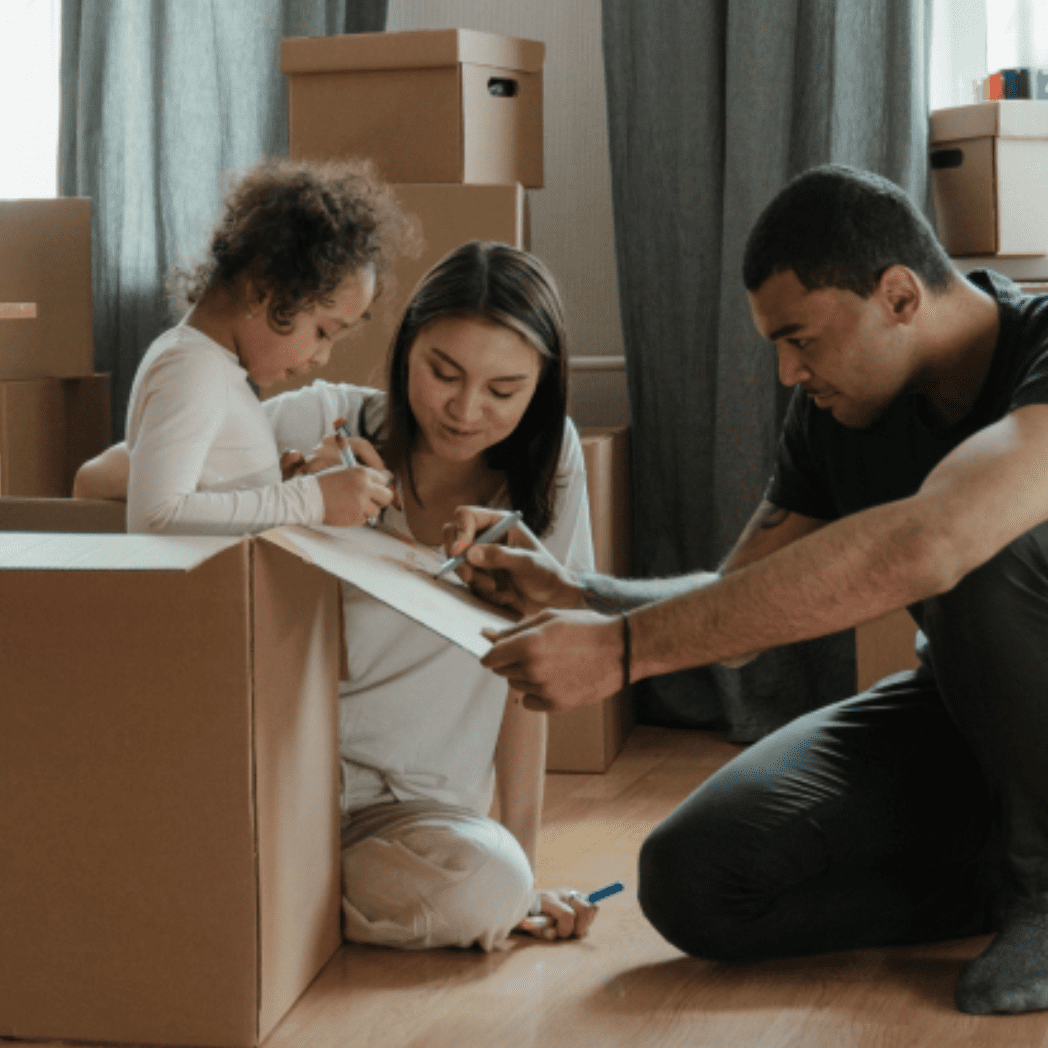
[955, 911, 1048, 1014]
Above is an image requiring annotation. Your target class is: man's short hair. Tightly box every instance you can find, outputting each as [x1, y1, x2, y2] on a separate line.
[742, 164, 955, 297]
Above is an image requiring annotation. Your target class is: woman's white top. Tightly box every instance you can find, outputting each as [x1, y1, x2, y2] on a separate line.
[125, 321, 325, 534]
[263, 380, 596, 818]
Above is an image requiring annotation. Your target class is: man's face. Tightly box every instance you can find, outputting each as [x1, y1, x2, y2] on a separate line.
[747, 268, 909, 429]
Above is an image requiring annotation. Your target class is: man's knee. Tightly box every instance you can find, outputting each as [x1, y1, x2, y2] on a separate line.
[638, 810, 771, 962]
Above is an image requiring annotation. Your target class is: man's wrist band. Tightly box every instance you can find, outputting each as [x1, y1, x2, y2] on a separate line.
[621, 611, 631, 688]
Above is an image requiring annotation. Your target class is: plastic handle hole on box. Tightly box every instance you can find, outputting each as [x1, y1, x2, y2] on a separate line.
[487, 77, 518, 98]
[930, 148, 964, 170]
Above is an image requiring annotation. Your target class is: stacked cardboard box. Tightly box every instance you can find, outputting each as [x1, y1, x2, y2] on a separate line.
[929, 101, 1048, 257]
[0, 198, 111, 495]
[279, 29, 634, 772]
[277, 28, 543, 390]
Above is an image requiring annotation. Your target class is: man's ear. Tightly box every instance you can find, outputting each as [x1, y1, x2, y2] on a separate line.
[876, 265, 921, 326]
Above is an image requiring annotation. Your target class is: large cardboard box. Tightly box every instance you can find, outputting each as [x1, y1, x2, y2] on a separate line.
[0, 526, 344, 1048]
[0, 495, 125, 532]
[0, 198, 95, 379]
[263, 182, 529, 398]
[0, 374, 110, 496]
[546, 426, 634, 773]
[930, 101, 1048, 256]
[283, 29, 544, 187]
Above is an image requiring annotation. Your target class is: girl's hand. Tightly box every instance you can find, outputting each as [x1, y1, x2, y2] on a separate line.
[515, 888, 599, 941]
[316, 465, 397, 526]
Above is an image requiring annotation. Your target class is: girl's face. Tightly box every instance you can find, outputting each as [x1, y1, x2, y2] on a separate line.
[407, 316, 543, 462]
[237, 267, 375, 388]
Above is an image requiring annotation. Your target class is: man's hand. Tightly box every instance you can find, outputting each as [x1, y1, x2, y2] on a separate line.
[443, 506, 586, 617]
[480, 609, 624, 712]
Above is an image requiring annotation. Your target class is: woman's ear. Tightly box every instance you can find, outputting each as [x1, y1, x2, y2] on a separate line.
[876, 265, 921, 326]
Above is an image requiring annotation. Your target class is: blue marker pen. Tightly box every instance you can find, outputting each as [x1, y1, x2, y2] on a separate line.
[518, 881, 625, 938]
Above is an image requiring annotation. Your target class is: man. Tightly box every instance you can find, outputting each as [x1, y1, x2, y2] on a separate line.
[453, 165, 1048, 1014]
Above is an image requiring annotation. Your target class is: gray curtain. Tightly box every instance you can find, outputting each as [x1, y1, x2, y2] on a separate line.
[59, 0, 387, 440]
[602, 0, 932, 741]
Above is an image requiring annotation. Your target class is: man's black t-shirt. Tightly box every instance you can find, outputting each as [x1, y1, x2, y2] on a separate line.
[766, 271, 1048, 521]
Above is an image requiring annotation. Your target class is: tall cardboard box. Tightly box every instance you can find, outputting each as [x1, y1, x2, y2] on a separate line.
[0, 374, 111, 496]
[263, 182, 529, 397]
[546, 426, 634, 773]
[0, 198, 95, 379]
[855, 607, 920, 692]
[930, 101, 1048, 256]
[283, 29, 544, 187]
[0, 528, 343, 1048]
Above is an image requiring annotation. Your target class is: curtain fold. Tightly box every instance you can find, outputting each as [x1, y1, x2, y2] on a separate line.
[602, 0, 933, 741]
[59, 0, 387, 440]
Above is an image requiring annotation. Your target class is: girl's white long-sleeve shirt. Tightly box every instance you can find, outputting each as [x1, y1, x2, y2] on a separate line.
[125, 321, 325, 534]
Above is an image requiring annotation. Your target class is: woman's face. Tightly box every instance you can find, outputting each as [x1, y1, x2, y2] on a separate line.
[406, 316, 544, 462]
[237, 267, 375, 388]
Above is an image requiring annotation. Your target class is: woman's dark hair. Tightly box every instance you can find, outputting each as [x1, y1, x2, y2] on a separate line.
[381, 241, 568, 538]
[743, 164, 955, 297]
[168, 157, 419, 329]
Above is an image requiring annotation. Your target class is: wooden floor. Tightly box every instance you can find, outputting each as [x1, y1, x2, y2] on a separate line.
[23, 726, 1048, 1048]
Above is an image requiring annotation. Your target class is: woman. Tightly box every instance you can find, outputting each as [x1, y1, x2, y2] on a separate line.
[77, 240, 601, 951]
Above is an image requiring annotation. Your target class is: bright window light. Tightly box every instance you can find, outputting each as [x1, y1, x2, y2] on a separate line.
[0, 0, 62, 200]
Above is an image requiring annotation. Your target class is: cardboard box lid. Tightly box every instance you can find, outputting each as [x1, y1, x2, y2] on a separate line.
[281, 28, 545, 75]
[931, 100, 1048, 142]
[0, 524, 514, 656]
[0, 530, 240, 570]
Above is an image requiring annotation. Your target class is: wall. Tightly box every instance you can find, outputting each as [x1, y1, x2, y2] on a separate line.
[386, 0, 629, 428]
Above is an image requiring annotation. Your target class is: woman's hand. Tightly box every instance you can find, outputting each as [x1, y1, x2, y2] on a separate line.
[443, 506, 585, 616]
[515, 888, 599, 941]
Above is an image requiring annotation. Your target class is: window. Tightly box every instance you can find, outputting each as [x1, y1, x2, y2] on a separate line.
[1, 0, 62, 199]
[930, 0, 1048, 111]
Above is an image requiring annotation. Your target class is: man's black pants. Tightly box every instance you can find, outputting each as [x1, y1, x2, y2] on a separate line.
[638, 521, 1048, 959]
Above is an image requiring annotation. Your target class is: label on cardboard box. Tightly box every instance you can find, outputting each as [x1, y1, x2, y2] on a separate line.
[0, 303, 37, 320]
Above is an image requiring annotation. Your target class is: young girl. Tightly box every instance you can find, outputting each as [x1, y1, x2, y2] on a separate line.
[76, 240, 601, 951]
[115, 157, 416, 533]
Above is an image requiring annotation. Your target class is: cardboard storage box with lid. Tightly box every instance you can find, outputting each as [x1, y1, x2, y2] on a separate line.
[0, 198, 95, 380]
[929, 100, 1048, 256]
[0, 522, 347, 1048]
[282, 28, 544, 187]
[263, 181, 529, 397]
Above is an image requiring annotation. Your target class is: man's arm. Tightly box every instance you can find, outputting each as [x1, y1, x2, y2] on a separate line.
[482, 404, 1048, 711]
[580, 500, 825, 612]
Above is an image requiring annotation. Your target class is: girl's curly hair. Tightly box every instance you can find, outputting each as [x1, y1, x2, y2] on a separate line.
[168, 157, 420, 329]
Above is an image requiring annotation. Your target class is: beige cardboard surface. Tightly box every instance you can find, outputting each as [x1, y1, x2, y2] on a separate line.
[0, 533, 343, 1047]
[284, 29, 543, 186]
[0, 374, 110, 497]
[0, 547, 261, 1046]
[0, 198, 94, 380]
[930, 100, 1048, 141]
[546, 427, 635, 773]
[264, 183, 527, 395]
[282, 28, 545, 74]
[0, 496, 125, 532]
[273, 523, 515, 658]
[252, 541, 342, 1040]
[931, 103, 1048, 256]
[0, 378, 64, 496]
[855, 607, 920, 693]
